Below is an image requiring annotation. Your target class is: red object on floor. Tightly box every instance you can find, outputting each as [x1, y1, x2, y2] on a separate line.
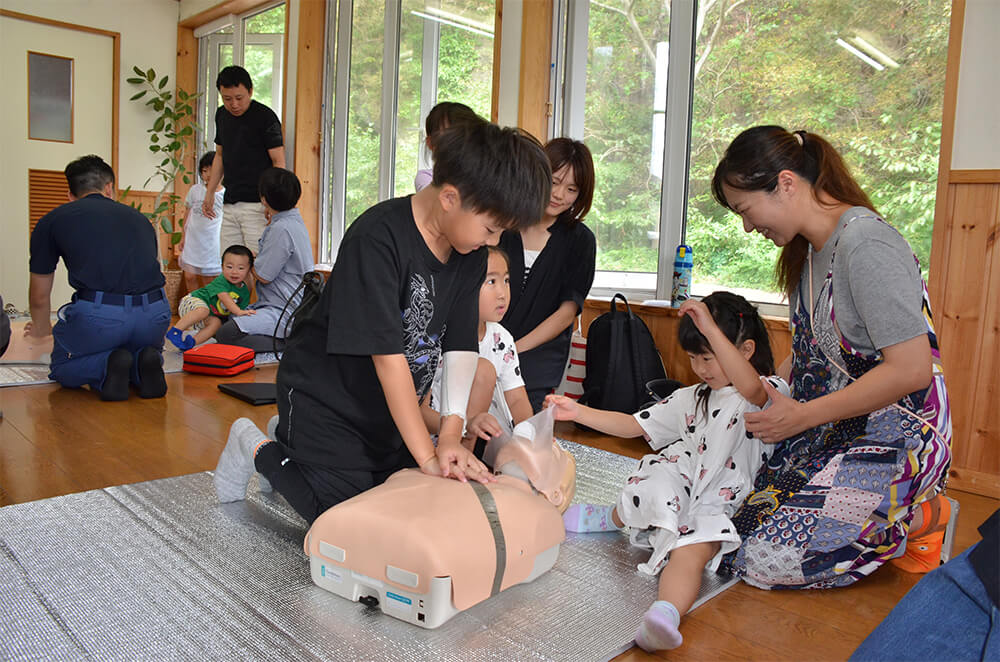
[182, 344, 255, 376]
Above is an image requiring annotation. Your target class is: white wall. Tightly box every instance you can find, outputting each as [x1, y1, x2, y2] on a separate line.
[0, 0, 180, 190]
[179, 0, 220, 23]
[0, 0, 179, 310]
[951, 0, 1000, 170]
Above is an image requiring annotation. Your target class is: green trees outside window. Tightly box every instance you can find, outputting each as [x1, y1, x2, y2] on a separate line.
[582, 0, 949, 299]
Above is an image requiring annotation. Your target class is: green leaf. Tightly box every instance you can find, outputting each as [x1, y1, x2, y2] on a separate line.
[170, 232, 183, 246]
[178, 89, 188, 101]
[161, 158, 170, 166]
[132, 65, 144, 77]
[126, 77, 145, 85]
[129, 90, 146, 101]
[154, 202, 169, 214]
[150, 145, 160, 152]
[158, 75, 168, 89]
[182, 175, 191, 184]
[151, 134, 159, 143]
[146, 68, 155, 81]
[153, 117, 165, 132]
[179, 126, 193, 136]
[159, 218, 172, 233]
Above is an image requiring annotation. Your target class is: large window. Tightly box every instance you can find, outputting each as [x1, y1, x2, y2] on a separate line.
[322, 0, 495, 261]
[556, 0, 950, 305]
[196, 3, 286, 156]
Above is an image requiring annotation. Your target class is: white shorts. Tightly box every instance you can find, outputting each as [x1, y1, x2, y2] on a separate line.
[178, 294, 210, 332]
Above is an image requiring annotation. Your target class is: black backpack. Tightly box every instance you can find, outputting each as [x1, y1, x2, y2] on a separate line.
[580, 293, 668, 414]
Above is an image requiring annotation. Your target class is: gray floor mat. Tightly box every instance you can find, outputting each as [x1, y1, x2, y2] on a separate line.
[0, 441, 736, 661]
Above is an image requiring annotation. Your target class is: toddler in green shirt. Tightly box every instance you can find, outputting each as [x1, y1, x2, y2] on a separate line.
[166, 244, 255, 350]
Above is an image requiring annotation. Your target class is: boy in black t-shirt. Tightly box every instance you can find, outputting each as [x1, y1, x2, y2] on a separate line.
[214, 122, 552, 523]
[202, 66, 285, 255]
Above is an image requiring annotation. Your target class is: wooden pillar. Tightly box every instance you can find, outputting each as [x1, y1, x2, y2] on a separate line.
[175, 25, 198, 208]
[924, 0, 1000, 497]
[293, 0, 325, 263]
[517, 0, 552, 143]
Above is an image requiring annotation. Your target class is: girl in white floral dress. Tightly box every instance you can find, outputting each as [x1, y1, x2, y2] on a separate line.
[546, 291, 788, 653]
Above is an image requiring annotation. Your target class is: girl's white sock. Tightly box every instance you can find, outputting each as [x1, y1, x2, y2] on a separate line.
[634, 600, 683, 652]
[562, 503, 621, 532]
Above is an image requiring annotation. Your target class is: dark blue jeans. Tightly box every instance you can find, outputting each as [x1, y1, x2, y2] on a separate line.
[850, 545, 999, 661]
[50, 292, 171, 392]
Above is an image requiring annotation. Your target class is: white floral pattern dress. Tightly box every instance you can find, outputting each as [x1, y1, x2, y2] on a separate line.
[621, 378, 790, 575]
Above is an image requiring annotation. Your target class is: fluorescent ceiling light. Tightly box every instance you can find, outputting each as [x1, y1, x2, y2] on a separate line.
[411, 9, 494, 38]
[836, 38, 884, 71]
[849, 36, 900, 68]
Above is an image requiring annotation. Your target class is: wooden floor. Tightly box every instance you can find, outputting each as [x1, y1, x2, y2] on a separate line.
[1, 367, 996, 661]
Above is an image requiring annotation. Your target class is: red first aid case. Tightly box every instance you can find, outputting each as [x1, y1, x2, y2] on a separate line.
[182, 344, 255, 376]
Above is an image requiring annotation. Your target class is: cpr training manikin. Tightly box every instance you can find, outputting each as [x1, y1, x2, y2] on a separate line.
[304, 407, 576, 628]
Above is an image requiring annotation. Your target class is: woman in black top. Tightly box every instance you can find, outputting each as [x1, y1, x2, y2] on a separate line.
[499, 138, 596, 411]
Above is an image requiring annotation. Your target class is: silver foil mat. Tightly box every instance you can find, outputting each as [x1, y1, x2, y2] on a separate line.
[0, 441, 735, 661]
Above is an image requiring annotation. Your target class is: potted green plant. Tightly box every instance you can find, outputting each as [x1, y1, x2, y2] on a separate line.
[121, 65, 201, 311]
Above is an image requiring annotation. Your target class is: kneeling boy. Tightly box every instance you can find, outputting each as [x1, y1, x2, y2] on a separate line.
[214, 122, 551, 522]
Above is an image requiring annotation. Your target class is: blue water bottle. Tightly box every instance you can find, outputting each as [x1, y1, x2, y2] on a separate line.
[671, 244, 693, 307]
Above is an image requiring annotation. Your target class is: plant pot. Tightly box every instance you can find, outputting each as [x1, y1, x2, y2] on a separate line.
[163, 269, 184, 315]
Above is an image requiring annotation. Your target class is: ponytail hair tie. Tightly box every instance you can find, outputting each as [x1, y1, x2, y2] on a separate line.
[794, 130, 806, 146]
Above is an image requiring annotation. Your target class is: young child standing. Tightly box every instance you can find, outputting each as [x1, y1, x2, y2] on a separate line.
[213, 122, 552, 523]
[178, 152, 225, 291]
[545, 291, 790, 653]
[166, 244, 255, 350]
[422, 246, 533, 445]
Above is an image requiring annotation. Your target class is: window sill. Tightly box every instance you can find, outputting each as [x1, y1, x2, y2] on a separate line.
[584, 295, 790, 329]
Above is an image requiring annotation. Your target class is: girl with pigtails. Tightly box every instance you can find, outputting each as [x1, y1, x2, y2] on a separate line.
[546, 291, 788, 652]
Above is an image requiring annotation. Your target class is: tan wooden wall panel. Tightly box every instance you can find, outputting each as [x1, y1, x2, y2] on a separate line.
[935, 181, 1000, 496]
[938, 181, 1000, 496]
[968, 194, 1000, 473]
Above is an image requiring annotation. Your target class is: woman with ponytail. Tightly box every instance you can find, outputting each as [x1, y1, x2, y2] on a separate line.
[711, 125, 951, 589]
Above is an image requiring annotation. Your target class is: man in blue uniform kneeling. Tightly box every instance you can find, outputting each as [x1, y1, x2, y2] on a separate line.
[26, 155, 171, 401]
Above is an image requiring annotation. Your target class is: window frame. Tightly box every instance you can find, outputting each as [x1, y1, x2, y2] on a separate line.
[318, 0, 496, 265]
[194, 1, 286, 157]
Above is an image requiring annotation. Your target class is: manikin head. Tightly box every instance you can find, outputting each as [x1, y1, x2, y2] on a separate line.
[484, 407, 576, 513]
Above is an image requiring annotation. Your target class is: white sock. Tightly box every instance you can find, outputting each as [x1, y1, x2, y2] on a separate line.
[562, 504, 622, 532]
[214, 418, 270, 502]
[257, 415, 280, 493]
[634, 600, 683, 652]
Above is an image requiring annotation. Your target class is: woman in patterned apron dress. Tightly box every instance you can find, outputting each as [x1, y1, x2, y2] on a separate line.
[709, 126, 951, 589]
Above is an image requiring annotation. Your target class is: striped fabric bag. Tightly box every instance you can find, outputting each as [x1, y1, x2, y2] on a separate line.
[553, 318, 587, 399]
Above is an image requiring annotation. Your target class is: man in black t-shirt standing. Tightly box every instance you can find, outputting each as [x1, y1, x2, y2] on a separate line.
[27, 155, 170, 401]
[202, 66, 285, 255]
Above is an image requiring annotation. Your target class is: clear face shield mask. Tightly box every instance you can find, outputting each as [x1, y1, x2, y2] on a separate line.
[482, 406, 576, 513]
